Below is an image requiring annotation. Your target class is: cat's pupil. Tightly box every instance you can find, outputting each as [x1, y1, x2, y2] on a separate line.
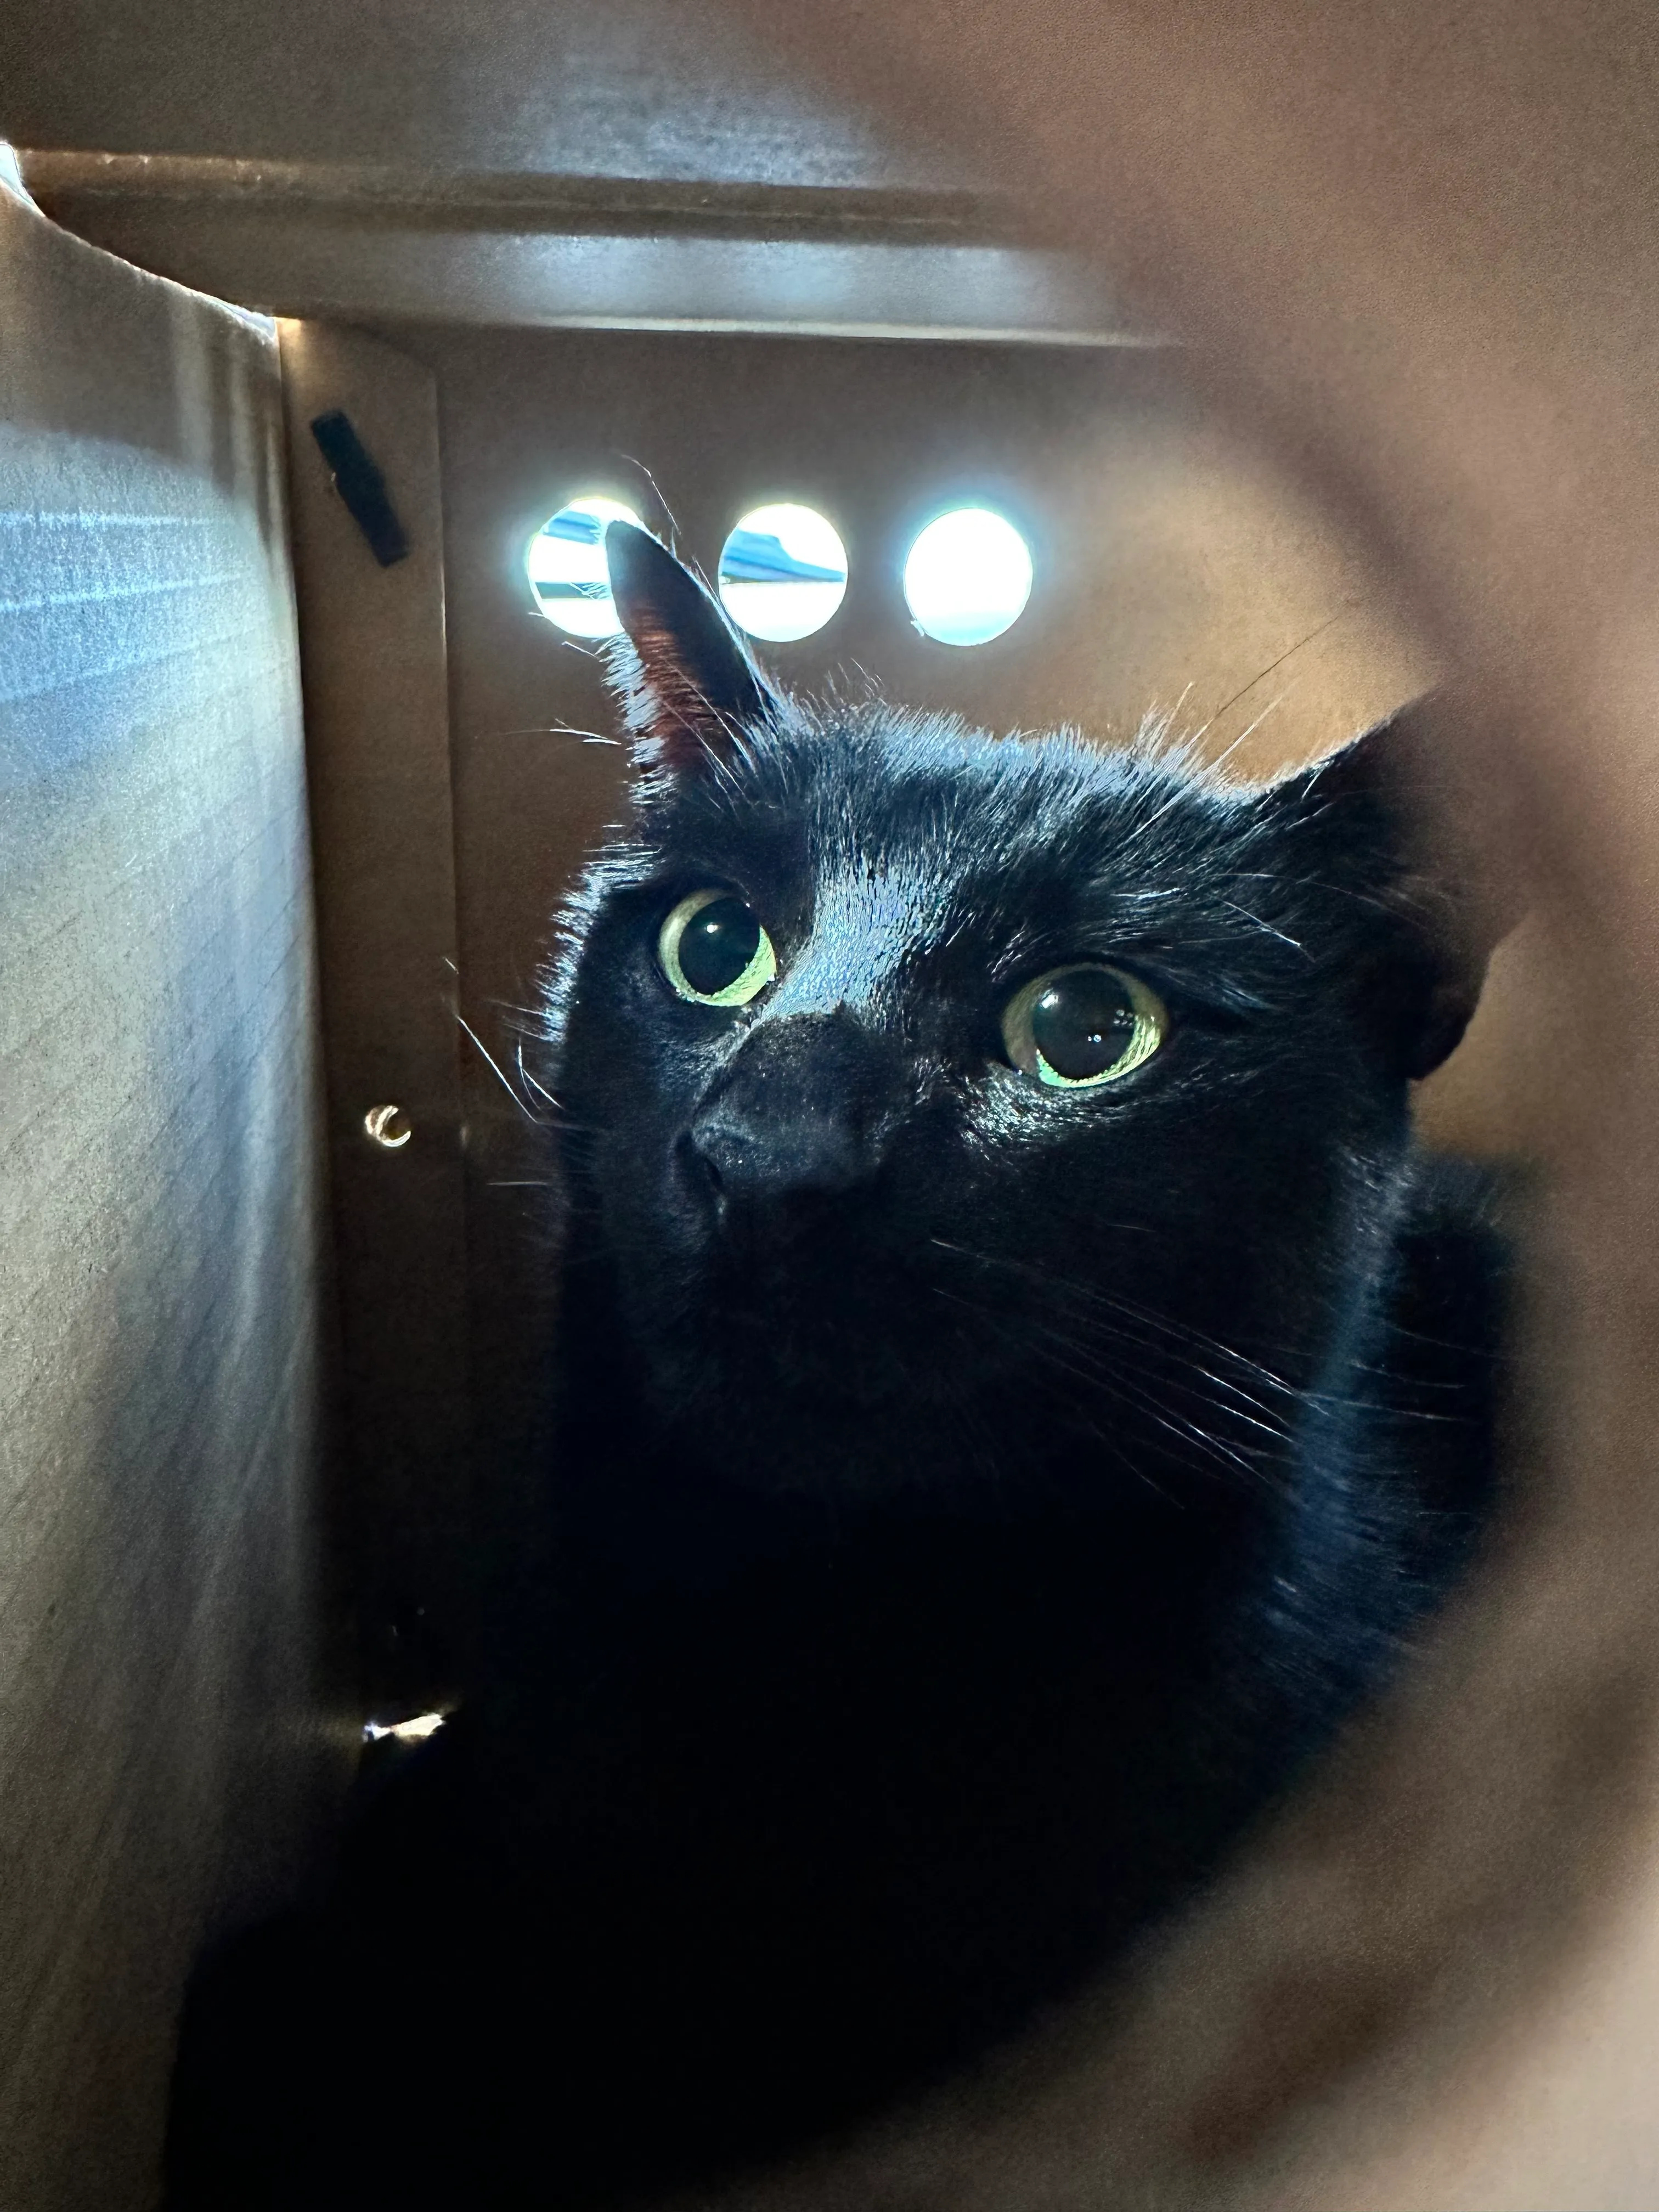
[1031, 970, 1137, 1081]
[679, 897, 762, 997]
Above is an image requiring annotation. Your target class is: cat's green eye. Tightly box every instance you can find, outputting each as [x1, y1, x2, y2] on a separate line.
[1001, 963, 1166, 1089]
[658, 889, 778, 1008]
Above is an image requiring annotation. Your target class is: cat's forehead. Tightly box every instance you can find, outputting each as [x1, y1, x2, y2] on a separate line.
[697, 709, 1250, 921]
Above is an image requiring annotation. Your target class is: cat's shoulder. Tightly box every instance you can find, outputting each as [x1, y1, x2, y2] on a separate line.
[1394, 1148, 1516, 1309]
[1380, 1147, 1516, 1529]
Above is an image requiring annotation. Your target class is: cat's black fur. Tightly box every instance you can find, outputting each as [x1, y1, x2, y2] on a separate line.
[166, 526, 1508, 2209]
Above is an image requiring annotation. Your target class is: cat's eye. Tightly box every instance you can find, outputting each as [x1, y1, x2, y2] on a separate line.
[658, 889, 778, 1007]
[1001, 964, 1166, 1088]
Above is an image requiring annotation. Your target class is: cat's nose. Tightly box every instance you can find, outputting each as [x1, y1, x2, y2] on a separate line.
[686, 1012, 895, 1227]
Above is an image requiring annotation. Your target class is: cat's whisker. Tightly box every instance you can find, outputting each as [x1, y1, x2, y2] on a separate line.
[1222, 689, 1292, 762]
[1017, 1321, 1284, 1477]
[1039, 1285, 1296, 1397]
[929, 1280, 1278, 1489]
[454, 1009, 543, 1125]
[928, 1284, 1194, 1500]
[516, 1044, 562, 1111]
[1222, 899, 1307, 956]
[929, 1237, 1299, 1410]
[1030, 1336, 1271, 1486]
[1188, 606, 1351, 749]
[477, 721, 623, 746]
[614, 453, 680, 539]
[936, 1283, 1300, 1452]
[1126, 691, 1294, 845]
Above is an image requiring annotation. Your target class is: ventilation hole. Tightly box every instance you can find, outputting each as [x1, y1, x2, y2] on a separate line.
[902, 507, 1033, 646]
[526, 494, 643, 636]
[718, 503, 848, 642]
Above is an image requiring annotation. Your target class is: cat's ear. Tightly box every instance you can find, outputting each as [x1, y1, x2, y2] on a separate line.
[1267, 697, 1521, 1080]
[603, 520, 782, 774]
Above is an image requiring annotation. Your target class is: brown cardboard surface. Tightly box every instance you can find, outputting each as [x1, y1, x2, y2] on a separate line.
[278, 320, 471, 1707]
[0, 183, 346, 2207]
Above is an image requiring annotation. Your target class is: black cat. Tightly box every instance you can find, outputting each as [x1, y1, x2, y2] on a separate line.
[167, 524, 1508, 2209]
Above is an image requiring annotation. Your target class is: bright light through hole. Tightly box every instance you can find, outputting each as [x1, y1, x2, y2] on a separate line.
[526, 494, 642, 637]
[364, 1711, 447, 1744]
[718, 503, 848, 643]
[902, 507, 1033, 647]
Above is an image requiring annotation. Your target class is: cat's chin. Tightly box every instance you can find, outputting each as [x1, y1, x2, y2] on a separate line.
[640, 1306, 936, 1425]
[653, 1397, 977, 1503]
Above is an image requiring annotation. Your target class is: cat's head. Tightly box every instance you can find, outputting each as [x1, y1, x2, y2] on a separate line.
[542, 522, 1499, 1498]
